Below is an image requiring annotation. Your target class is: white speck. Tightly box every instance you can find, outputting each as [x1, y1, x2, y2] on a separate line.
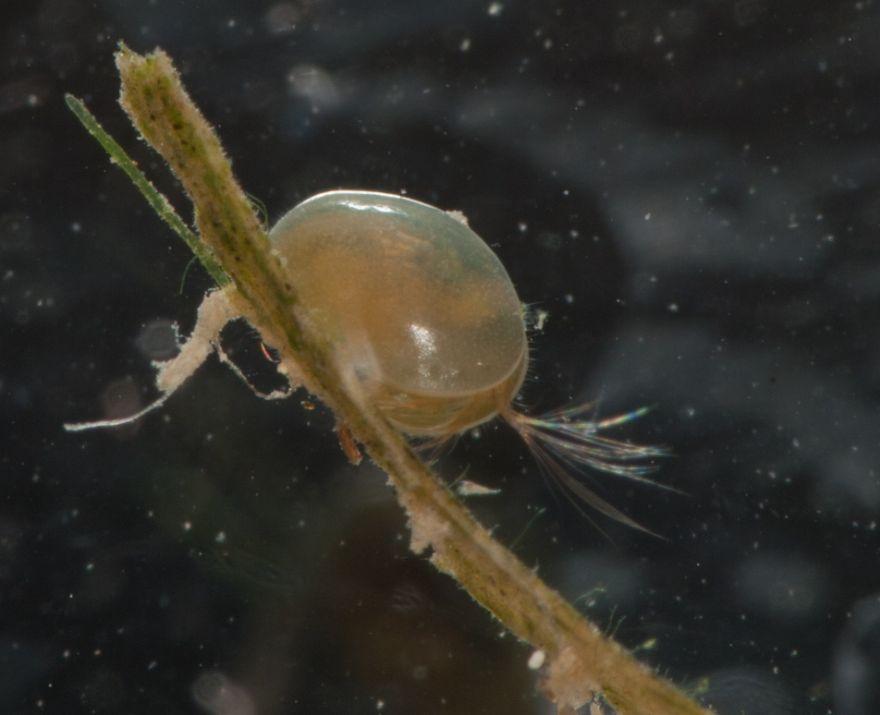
[460, 37, 471, 52]
[215, 531, 227, 544]
[667, 302, 679, 313]
[456, 480, 501, 497]
[376, 700, 385, 711]
[527, 649, 546, 670]
[487, 1, 503, 16]
[644, 212, 652, 220]
[517, 221, 528, 232]
[792, 438, 800, 449]
[182, 520, 192, 532]
[564, 293, 574, 304]
[534, 309, 549, 331]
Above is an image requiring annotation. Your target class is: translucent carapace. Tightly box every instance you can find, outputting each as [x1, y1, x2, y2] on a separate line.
[269, 191, 529, 438]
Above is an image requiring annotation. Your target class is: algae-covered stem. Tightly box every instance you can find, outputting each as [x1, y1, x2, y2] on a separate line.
[73, 44, 711, 715]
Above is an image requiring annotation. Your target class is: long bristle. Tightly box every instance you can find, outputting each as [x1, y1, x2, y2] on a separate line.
[502, 401, 673, 534]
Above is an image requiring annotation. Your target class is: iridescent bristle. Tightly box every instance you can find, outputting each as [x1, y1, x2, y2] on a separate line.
[502, 401, 672, 533]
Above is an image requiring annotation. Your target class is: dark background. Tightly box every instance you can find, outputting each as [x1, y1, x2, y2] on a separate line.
[2, 1, 879, 713]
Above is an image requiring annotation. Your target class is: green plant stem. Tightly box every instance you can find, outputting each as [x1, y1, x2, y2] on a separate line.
[64, 93, 229, 287]
[76, 44, 711, 715]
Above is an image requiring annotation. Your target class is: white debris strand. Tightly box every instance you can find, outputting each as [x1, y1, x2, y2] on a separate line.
[65, 289, 239, 432]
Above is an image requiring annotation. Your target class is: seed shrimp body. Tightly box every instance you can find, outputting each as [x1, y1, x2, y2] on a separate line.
[269, 190, 529, 438]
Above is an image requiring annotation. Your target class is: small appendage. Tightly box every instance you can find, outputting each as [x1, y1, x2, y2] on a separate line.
[335, 422, 363, 466]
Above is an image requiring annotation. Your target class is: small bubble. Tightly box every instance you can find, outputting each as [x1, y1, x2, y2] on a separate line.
[192, 671, 255, 715]
[136, 319, 179, 361]
[264, 3, 300, 35]
[411, 665, 428, 680]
